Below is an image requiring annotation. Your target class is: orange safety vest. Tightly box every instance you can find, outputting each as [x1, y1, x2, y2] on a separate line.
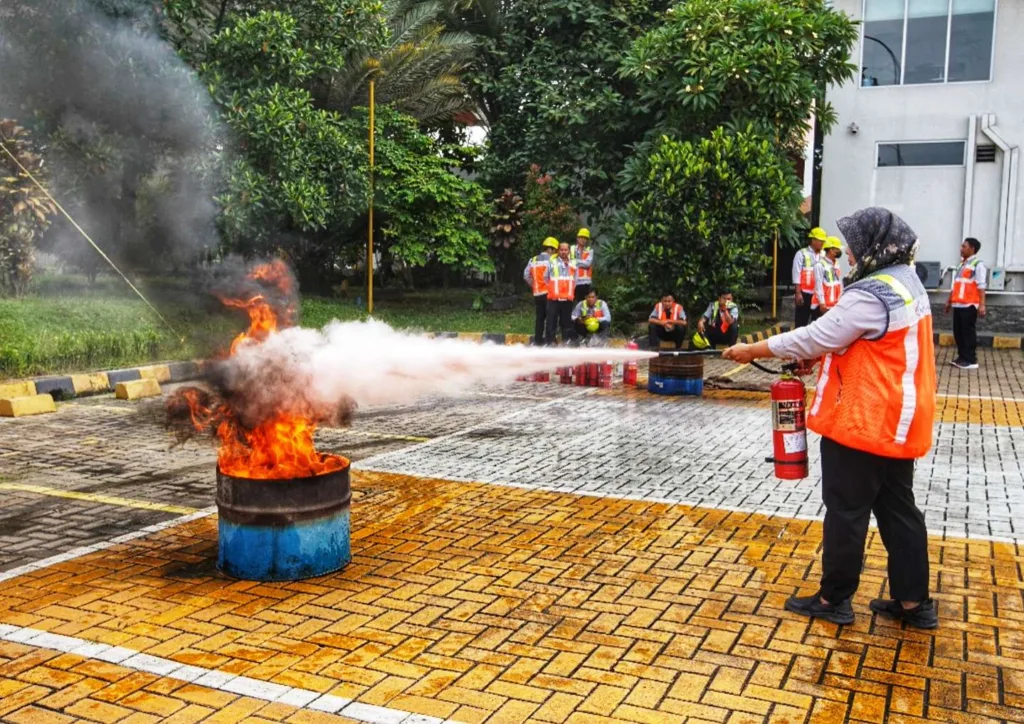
[807, 266, 936, 459]
[547, 259, 577, 301]
[813, 262, 843, 310]
[710, 301, 737, 332]
[950, 257, 982, 306]
[570, 245, 593, 283]
[528, 254, 549, 296]
[798, 248, 818, 294]
[654, 303, 685, 322]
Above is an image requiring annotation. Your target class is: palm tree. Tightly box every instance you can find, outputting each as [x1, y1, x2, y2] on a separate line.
[320, 0, 478, 125]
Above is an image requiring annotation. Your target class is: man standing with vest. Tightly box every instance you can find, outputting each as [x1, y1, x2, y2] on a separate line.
[570, 228, 594, 302]
[648, 293, 687, 349]
[524, 237, 559, 345]
[572, 288, 611, 343]
[945, 237, 986, 369]
[696, 291, 740, 349]
[724, 208, 937, 629]
[793, 227, 826, 328]
[812, 236, 844, 314]
[545, 241, 578, 346]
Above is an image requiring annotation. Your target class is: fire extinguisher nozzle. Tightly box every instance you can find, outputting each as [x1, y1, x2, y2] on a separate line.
[764, 457, 775, 464]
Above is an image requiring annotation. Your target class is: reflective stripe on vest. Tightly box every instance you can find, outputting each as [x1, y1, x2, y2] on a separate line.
[799, 249, 817, 293]
[807, 265, 936, 459]
[571, 245, 593, 282]
[548, 260, 577, 300]
[655, 303, 684, 321]
[951, 258, 982, 305]
[813, 263, 843, 309]
[711, 301, 737, 332]
[581, 300, 606, 318]
[529, 255, 549, 296]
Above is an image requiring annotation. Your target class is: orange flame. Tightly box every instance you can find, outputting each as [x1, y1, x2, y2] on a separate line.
[186, 260, 347, 480]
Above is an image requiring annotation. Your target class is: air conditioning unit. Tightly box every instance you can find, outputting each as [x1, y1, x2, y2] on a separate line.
[915, 261, 943, 289]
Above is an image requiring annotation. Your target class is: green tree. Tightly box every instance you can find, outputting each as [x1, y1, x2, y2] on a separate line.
[621, 127, 803, 316]
[520, 164, 579, 256]
[621, 0, 858, 159]
[471, 0, 672, 214]
[0, 121, 57, 297]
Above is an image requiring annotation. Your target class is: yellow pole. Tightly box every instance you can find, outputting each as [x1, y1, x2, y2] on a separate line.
[368, 78, 375, 315]
[772, 227, 779, 319]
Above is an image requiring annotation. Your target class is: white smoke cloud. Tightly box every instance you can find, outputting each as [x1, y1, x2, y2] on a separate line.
[219, 319, 656, 422]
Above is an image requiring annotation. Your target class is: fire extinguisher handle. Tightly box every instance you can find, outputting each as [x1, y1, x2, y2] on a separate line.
[764, 456, 775, 463]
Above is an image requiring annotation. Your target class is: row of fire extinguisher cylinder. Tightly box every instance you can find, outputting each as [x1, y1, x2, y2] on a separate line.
[516, 341, 641, 387]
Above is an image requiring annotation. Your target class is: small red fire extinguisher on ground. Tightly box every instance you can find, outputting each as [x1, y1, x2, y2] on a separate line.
[767, 368, 808, 480]
[623, 341, 639, 386]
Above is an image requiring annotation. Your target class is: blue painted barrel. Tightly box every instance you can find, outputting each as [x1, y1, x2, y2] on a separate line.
[648, 373, 704, 396]
[216, 464, 351, 581]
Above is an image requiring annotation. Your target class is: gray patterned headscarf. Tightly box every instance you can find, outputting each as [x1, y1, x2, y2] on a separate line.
[836, 207, 919, 283]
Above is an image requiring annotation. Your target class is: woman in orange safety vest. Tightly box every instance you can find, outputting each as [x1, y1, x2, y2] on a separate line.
[724, 207, 937, 630]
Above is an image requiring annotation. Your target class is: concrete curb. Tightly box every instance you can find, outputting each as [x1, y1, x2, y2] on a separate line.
[935, 331, 1022, 349]
[0, 360, 202, 405]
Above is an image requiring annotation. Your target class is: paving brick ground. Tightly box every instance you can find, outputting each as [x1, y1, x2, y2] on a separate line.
[0, 347, 1021, 722]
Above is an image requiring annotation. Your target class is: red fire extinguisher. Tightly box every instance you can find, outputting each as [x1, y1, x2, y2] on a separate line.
[767, 370, 808, 480]
[623, 341, 639, 386]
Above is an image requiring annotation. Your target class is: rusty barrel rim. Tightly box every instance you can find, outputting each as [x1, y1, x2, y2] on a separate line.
[216, 462, 352, 527]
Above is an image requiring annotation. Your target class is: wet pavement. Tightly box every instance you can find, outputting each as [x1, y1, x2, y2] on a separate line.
[0, 348, 1022, 723]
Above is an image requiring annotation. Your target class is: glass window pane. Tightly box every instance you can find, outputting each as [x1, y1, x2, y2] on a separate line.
[862, 0, 905, 87]
[877, 142, 966, 167]
[948, 0, 995, 82]
[905, 0, 950, 84]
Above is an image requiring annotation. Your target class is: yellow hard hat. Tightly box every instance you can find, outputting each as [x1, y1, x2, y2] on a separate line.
[577, 228, 590, 239]
[542, 237, 559, 249]
[691, 331, 710, 350]
[809, 227, 828, 242]
[823, 236, 842, 251]
[585, 317, 600, 333]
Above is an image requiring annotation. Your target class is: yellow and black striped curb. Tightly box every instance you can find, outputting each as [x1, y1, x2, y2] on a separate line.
[0, 361, 201, 408]
[935, 332, 1022, 349]
[739, 323, 789, 345]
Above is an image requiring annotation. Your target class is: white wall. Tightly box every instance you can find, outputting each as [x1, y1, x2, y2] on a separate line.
[822, 0, 1024, 280]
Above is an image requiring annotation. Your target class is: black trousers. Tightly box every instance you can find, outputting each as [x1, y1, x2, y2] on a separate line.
[649, 323, 686, 350]
[574, 284, 591, 302]
[574, 319, 610, 343]
[705, 324, 739, 349]
[794, 292, 817, 328]
[532, 295, 548, 345]
[952, 306, 978, 364]
[546, 299, 576, 345]
[819, 437, 930, 604]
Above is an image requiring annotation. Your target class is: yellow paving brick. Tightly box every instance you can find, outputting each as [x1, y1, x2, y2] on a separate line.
[120, 714, 163, 724]
[386, 694, 460, 720]
[160, 704, 216, 724]
[4, 705, 78, 724]
[120, 690, 185, 717]
[201, 697, 267, 723]
[487, 699, 541, 723]
[0, 684, 51, 717]
[534, 692, 585, 722]
[65, 698, 135, 722]
[172, 684, 238, 709]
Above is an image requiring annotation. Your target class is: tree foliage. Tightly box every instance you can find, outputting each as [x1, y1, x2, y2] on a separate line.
[621, 127, 803, 315]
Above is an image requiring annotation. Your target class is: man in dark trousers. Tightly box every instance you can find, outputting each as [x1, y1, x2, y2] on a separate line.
[648, 293, 687, 349]
[945, 237, 986, 369]
[725, 208, 937, 629]
[523, 237, 558, 345]
[544, 241, 578, 346]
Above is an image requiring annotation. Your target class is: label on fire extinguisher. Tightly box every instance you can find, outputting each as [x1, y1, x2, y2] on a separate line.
[782, 431, 807, 454]
[772, 399, 805, 432]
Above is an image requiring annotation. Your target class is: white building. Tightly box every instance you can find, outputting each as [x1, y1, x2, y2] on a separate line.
[822, 0, 1022, 301]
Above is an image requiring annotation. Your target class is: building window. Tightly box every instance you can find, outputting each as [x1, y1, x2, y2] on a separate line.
[861, 0, 996, 87]
[877, 141, 967, 167]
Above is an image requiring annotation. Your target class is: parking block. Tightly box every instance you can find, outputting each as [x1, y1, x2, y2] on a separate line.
[0, 394, 57, 417]
[0, 381, 35, 399]
[115, 378, 161, 400]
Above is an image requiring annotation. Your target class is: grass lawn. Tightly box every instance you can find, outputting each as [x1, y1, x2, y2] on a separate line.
[1, 276, 772, 378]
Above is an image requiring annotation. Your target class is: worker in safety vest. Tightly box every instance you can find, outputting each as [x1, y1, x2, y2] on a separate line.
[793, 227, 826, 328]
[545, 241, 578, 346]
[524, 237, 559, 345]
[571, 288, 611, 344]
[570, 228, 594, 302]
[696, 291, 740, 349]
[648, 293, 686, 350]
[945, 237, 987, 369]
[812, 236, 844, 313]
[724, 207, 937, 630]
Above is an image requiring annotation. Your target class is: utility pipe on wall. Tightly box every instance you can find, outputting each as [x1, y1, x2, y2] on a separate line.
[980, 114, 1020, 270]
[962, 114, 977, 244]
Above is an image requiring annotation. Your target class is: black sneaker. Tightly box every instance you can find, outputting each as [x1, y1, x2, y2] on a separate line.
[869, 598, 938, 629]
[949, 357, 963, 367]
[785, 593, 855, 625]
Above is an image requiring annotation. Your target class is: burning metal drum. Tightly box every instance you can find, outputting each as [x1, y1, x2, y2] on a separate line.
[216, 462, 352, 581]
[648, 353, 704, 396]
